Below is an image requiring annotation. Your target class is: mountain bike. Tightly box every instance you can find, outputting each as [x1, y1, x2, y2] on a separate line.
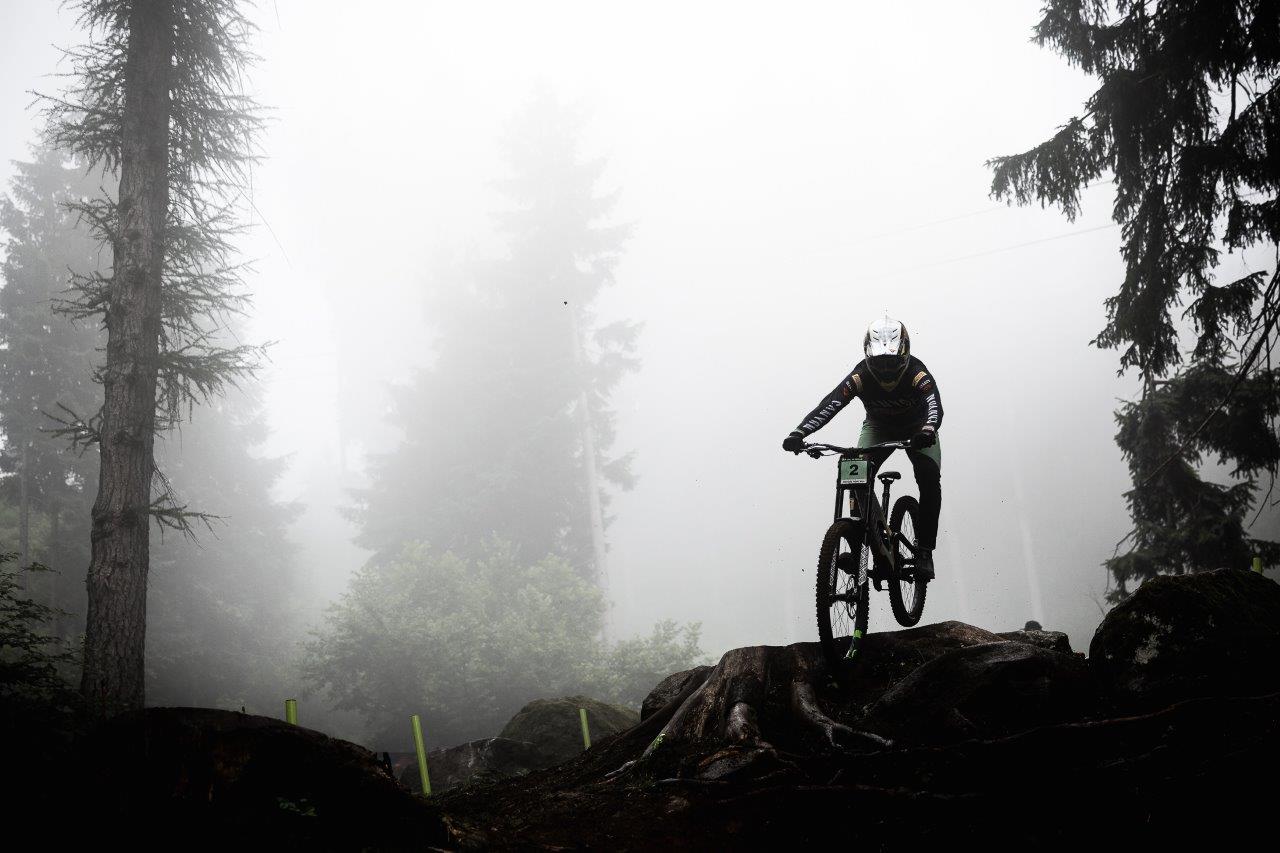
[800, 440, 930, 667]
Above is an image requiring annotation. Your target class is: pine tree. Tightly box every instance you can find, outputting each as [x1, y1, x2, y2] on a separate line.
[147, 385, 300, 713]
[42, 0, 263, 717]
[352, 94, 638, 585]
[0, 147, 105, 632]
[988, 1, 1280, 599]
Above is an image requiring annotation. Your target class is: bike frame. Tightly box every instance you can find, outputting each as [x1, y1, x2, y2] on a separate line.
[802, 439, 926, 663]
[809, 441, 921, 568]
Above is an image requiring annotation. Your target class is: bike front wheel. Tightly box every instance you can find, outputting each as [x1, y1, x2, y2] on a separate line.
[888, 495, 928, 626]
[816, 518, 870, 668]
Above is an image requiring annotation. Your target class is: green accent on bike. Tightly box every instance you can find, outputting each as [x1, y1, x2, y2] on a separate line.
[579, 707, 592, 749]
[411, 714, 432, 796]
[839, 458, 869, 485]
[284, 698, 297, 725]
[844, 629, 864, 659]
[1253, 555, 1263, 573]
[648, 733, 665, 752]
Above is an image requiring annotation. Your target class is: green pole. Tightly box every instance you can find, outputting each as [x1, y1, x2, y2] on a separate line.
[284, 698, 297, 725]
[579, 707, 591, 749]
[1253, 555, 1263, 574]
[410, 714, 431, 796]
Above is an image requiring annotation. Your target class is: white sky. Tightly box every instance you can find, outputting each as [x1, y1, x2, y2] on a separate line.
[4, 1, 1246, 655]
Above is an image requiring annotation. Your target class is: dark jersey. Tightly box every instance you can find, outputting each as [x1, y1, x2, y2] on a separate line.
[793, 356, 943, 436]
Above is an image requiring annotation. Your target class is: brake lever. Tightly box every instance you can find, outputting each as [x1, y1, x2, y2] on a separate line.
[805, 448, 823, 459]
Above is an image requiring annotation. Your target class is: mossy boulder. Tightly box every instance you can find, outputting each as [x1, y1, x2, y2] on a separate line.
[1089, 568, 1280, 710]
[498, 696, 638, 763]
[399, 737, 556, 794]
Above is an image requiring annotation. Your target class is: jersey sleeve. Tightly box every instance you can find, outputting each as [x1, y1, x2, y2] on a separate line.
[793, 372, 861, 436]
[910, 368, 944, 430]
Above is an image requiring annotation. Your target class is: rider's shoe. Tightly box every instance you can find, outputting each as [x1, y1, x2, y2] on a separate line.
[915, 549, 935, 582]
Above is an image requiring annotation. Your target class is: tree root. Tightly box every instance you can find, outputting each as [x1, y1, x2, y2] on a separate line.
[640, 641, 886, 765]
[791, 682, 892, 751]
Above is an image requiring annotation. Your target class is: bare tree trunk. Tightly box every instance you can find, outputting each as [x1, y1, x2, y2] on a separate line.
[18, 442, 30, 573]
[81, 0, 173, 720]
[48, 497, 61, 626]
[568, 307, 612, 640]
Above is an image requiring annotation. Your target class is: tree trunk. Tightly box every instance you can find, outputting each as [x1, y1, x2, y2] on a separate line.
[81, 0, 173, 720]
[48, 497, 61, 627]
[568, 306, 612, 640]
[18, 441, 30, 574]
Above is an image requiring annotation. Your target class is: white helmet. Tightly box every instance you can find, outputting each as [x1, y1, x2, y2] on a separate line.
[864, 317, 911, 388]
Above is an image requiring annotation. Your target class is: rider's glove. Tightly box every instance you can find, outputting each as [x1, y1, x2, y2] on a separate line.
[910, 426, 937, 449]
[782, 431, 805, 454]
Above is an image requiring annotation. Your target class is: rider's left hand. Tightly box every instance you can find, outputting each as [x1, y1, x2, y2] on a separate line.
[910, 426, 936, 449]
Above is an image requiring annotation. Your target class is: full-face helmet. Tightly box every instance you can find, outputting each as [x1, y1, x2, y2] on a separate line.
[864, 317, 911, 388]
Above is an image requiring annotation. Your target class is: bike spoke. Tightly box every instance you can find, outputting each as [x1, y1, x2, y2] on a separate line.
[897, 512, 917, 609]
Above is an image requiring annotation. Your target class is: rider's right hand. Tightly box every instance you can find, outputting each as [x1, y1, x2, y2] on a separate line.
[782, 432, 805, 454]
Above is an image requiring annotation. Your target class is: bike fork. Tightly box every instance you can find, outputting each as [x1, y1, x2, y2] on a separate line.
[845, 538, 870, 660]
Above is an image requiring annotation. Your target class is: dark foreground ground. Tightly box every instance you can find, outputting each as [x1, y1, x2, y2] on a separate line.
[7, 569, 1279, 850]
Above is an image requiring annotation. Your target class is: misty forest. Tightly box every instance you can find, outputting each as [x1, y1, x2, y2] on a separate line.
[2, 1, 1279, 849]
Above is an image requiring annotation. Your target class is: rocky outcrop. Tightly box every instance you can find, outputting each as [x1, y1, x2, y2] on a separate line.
[498, 695, 639, 763]
[862, 640, 1096, 743]
[998, 628, 1074, 654]
[1089, 568, 1280, 709]
[399, 737, 555, 794]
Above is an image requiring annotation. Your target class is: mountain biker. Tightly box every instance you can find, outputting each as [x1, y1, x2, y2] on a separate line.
[782, 317, 943, 580]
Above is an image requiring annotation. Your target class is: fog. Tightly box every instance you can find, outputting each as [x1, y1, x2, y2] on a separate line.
[6, 0, 1252, 710]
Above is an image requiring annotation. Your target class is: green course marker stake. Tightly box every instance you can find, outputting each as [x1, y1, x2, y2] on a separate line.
[284, 698, 297, 725]
[411, 714, 431, 796]
[1253, 555, 1263, 574]
[579, 707, 591, 750]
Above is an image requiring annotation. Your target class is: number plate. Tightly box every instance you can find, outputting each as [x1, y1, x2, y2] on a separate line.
[839, 458, 869, 485]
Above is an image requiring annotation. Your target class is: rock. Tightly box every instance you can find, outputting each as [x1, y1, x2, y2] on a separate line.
[399, 737, 555, 794]
[1089, 568, 1280, 709]
[640, 665, 713, 721]
[498, 696, 639, 763]
[862, 641, 1097, 744]
[998, 628, 1074, 655]
[76, 708, 446, 848]
[861, 619, 1006, 666]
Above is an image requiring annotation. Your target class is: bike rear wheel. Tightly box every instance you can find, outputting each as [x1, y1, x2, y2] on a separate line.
[888, 495, 927, 626]
[816, 518, 871, 668]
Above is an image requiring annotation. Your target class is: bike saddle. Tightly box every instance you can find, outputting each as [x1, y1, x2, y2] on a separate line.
[878, 471, 902, 483]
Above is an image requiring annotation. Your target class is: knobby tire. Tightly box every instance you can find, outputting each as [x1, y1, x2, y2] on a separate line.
[816, 518, 869, 669]
[888, 495, 927, 626]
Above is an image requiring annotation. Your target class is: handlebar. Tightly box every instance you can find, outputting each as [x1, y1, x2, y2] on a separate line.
[800, 440, 911, 459]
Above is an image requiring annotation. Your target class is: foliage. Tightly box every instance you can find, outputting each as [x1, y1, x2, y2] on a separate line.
[0, 146, 105, 632]
[41, 0, 266, 530]
[988, 0, 1280, 598]
[0, 552, 79, 731]
[583, 619, 706, 709]
[351, 92, 638, 581]
[41, 0, 266, 714]
[303, 541, 705, 748]
[146, 386, 301, 713]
